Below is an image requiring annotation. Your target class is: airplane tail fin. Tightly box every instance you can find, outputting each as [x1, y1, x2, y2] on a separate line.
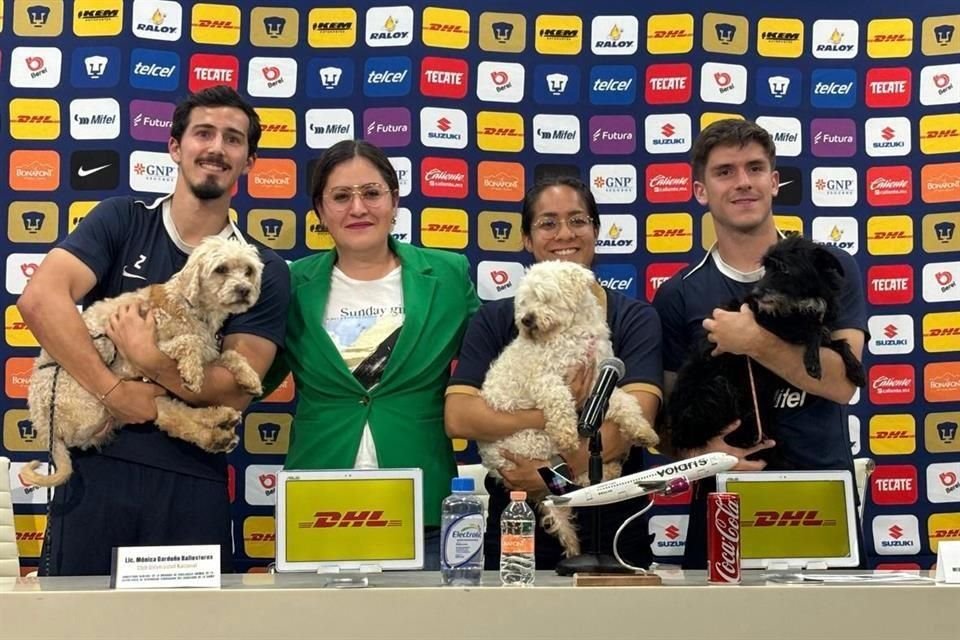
[538, 465, 582, 496]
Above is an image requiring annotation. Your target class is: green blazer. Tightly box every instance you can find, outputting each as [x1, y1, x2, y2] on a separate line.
[267, 239, 480, 526]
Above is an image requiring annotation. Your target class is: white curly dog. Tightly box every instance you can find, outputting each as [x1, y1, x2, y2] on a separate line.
[22, 235, 265, 487]
[479, 260, 659, 557]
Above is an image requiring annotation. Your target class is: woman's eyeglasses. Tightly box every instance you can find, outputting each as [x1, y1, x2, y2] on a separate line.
[531, 215, 594, 236]
[324, 183, 395, 211]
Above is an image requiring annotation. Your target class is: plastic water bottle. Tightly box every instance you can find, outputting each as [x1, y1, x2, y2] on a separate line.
[500, 490, 536, 586]
[440, 477, 484, 586]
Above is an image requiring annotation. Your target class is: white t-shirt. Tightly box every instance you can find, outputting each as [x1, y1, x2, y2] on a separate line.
[324, 265, 404, 469]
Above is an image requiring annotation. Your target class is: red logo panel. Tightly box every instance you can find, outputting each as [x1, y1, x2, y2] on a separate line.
[420, 157, 468, 199]
[189, 54, 240, 91]
[865, 67, 911, 108]
[867, 264, 914, 305]
[868, 363, 915, 405]
[871, 464, 918, 505]
[865, 165, 912, 207]
[644, 63, 693, 105]
[645, 163, 692, 203]
[420, 57, 469, 99]
[645, 262, 688, 302]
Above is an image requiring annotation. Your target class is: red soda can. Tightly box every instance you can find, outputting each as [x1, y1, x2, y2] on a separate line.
[707, 492, 741, 584]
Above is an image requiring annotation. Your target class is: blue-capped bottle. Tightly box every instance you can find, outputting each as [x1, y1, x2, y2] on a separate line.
[439, 477, 484, 585]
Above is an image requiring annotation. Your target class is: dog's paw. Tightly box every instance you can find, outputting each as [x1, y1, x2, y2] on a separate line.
[235, 370, 263, 396]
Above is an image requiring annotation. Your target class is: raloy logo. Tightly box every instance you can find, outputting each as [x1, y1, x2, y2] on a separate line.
[589, 115, 636, 155]
[595, 214, 637, 254]
[867, 314, 914, 355]
[69, 98, 120, 140]
[699, 62, 747, 105]
[363, 56, 412, 98]
[532, 114, 580, 155]
[129, 99, 175, 143]
[922, 260, 960, 303]
[755, 67, 802, 107]
[365, 6, 414, 47]
[132, 0, 183, 41]
[10, 46, 62, 89]
[589, 65, 637, 105]
[811, 19, 859, 59]
[812, 215, 859, 253]
[595, 263, 637, 297]
[307, 58, 354, 99]
[70, 46, 121, 88]
[810, 118, 857, 157]
[810, 167, 858, 208]
[247, 57, 298, 98]
[363, 107, 411, 148]
[865, 165, 912, 207]
[644, 114, 691, 155]
[534, 64, 580, 105]
[590, 15, 638, 55]
[919, 63, 960, 106]
[864, 117, 912, 157]
[476, 61, 525, 103]
[590, 164, 636, 204]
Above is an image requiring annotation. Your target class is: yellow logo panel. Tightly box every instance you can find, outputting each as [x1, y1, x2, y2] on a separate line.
[5, 306, 37, 347]
[925, 412, 960, 454]
[773, 215, 803, 237]
[869, 414, 916, 455]
[246, 209, 296, 250]
[866, 214, 913, 256]
[922, 15, 960, 56]
[243, 516, 276, 559]
[68, 201, 98, 232]
[4, 409, 42, 452]
[9, 201, 59, 244]
[421, 208, 468, 249]
[476, 111, 524, 153]
[647, 13, 695, 54]
[923, 312, 960, 353]
[647, 212, 693, 253]
[0, 1, 4, 33]
[244, 412, 291, 454]
[920, 114, 960, 155]
[478, 211, 523, 252]
[9, 98, 60, 141]
[15, 514, 46, 558]
[422, 6, 470, 49]
[700, 112, 744, 130]
[191, 2, 241, 45]
[928, 513, 960, 553]
[701, 212, 717, 250]
[14, 0, 63, 36]
[72, 0, 122, 36]
[250, 7, 300, 47]
[866, 18, 914, 58]
[255, 108, 297, 149]
[307, 7, 357, 48]
[479, 11, 526, 53]
[702, 12, 748, 55]
[757, 17, 804, 58]
[305, 210, 335, 251]
[535, 14, 582, 55]
[923, 212, 960, 254]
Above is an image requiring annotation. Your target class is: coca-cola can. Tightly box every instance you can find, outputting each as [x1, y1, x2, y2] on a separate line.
[707, 492, 741, 584]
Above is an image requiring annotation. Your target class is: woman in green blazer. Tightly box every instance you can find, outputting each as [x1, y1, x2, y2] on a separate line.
[266, 140, 479, 567]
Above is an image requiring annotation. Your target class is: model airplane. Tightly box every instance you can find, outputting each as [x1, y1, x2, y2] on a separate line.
[539, 452, 739, 508]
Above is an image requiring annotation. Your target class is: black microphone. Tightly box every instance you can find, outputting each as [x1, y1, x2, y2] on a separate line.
[576, 357, 625, 437]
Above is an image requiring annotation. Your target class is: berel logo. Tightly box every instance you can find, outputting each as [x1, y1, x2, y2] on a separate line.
[865, 67, 912, 108]
[188, 53, 239, 91]
[420, 56, 469, 99]
[420, 157, 468, 199]
[10, 46, 62, 88]
[871, 464, 918, 505]
[247, 57, 298, 98]
[869, 364, 915, 405]
[5, 253, 46, 295]
[867, 264, 914, 305]
[645, 262, 687, 302]
[645, 163, 692, 203]
[865, 165, 912, 207]
[867, 314, 914, 355]
[919, 63, 960, 106]
[699, 62, 747, 105]
[476, 61, 525, 103]
[244, 464, 282, 506]
[644, 63, 693, 105]
[922, 261, 960, 303]
[476, 260, 525, 301]
[927, 462, 960, 503]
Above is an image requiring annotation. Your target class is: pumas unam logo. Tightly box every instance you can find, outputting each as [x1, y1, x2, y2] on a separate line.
[702, 13, 749, 54]
[923, 213, 960, 254]
[15, 1, 62, 37]
[250, 8, 299, 47]
[923, 16, 960, 56]
[244, 412, 292, 454]
[478, 12, 526, 53]
[477, 211, 522, 252]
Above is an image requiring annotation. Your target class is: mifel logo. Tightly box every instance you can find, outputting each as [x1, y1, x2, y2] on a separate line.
[247, 158, 296, 199]
[923, 312, 960, 354]
[422, 7, 470, 49]
[922, 15, 960, 56]
[14, 514, 46, 558]
[646, 13, 694, 55]
[254, 108, 296, 149]
[476, 111, 524, 153]
[243, 516, 276, 558]
[5, 357, 35, 399]
[244, 412, 292, 454]
[701, 13, 749, 55]
[919, 113, 960, 155]
[921, 162, 960, 204]
[9, 98, 60, 141]
[534, 14, 582, 55]
[421, 208, 468, 249]
[5, 305, 37, 347]
[191, 2, 241, 45]
[646, 213, 693, 253]
[72, 0, 122, 37]
[869, 414, 916, 455]
[9, 150, 60, 191]
[928, 512, 960, 552]
[8, 201, 59, 244]
[866, 18, 914, 58]
[757, 17, 804, 58]
[3, 409, 41, 452]
[477, 161, 524, 201]
[307, 7, 356, 48]
[866, 214, 913, 256]
[925, 362, 960, 403]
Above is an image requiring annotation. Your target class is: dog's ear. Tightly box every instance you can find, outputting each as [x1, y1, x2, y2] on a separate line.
[177, 249, 206, 306]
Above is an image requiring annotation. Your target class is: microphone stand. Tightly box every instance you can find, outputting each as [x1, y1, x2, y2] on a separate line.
[555, 401, 634, 577]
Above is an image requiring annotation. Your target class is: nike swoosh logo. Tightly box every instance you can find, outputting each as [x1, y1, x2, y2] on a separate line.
[778, 180, 795, 188]
[122, 267, 147, 280]
[78, 164, 111, 177]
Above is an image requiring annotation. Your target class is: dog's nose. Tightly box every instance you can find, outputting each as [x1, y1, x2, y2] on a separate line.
[521, 313, 536, 329]
[235, 286, 251, 299]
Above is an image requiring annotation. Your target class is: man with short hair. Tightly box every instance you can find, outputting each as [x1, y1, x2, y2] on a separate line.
[653, 118, 867, 568]
[18, 85, 290, 575]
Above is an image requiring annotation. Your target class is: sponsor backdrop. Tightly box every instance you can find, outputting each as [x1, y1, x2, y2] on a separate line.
[1, 0, 958, 571]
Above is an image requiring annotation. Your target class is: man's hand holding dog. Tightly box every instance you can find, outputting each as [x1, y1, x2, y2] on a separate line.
[107, 303, 165, 379]
[680, 420, 775, 472]
[704, 304, 766, 357]
[100, 379, 167, 425]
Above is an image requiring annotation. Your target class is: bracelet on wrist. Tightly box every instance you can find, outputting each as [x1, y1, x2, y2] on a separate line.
[97, 379, 123, 404]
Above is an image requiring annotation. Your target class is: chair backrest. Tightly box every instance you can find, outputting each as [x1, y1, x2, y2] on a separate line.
[0, 457, 21, 576]
[456, 463, 490, 519]
[853, 457, 875, 525]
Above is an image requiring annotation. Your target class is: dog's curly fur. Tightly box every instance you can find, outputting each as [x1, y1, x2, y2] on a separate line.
[22, 236, 265, 487]
[661, 235, 866, 461]
[478, 261, 659, 556]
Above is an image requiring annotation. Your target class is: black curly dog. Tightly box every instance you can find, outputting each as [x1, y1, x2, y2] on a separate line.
[661, 235, 866, 461]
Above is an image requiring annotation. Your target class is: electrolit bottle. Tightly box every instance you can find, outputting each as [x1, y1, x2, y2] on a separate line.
[440, 477, 484, 586]
[500, 490, 536, 586]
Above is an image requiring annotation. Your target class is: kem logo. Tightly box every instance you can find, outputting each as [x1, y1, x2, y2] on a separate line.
[300, 510, 401, 529]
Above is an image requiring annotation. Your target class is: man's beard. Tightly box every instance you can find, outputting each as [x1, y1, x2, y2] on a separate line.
[189, 176, 227, 200]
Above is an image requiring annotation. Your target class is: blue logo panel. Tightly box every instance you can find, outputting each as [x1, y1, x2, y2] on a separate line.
[755, 67, 802, 108]
[589, 65, 637, 106]
[70, 46, 121, 88]
[534, 64, 581, 105]
[810, 68, 857, 109]
[363, 57, 412, 98]
[595, 263, 638, 298]
[129, 48, 180, 92]
[307, 58, 355, 99]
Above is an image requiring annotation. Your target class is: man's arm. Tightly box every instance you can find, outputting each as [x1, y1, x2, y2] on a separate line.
[17, 249, 162, 424]
[704, 304, 864, 404]
[444, 391, 546, 440]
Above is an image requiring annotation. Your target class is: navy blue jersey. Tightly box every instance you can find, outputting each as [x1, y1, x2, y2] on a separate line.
[57, 195, 290, 480]
[653, 245, 867, 471]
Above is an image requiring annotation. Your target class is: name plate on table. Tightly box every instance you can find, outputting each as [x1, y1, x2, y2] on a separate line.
[935, 541, 960, 584]
[110, 544, 220, 589]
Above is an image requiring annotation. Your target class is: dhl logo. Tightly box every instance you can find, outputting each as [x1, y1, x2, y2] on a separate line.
[425, 23, 467, 33]
[650, 29, 690, 38]
[932, 528, 960, 538]
[926, 327, 960, 336]
[924, 129, 960, 139]
[480, 127, 523, 137]
[874, 430, 912, 439]
[245, 532, 275, 542]
[651, 228, 689, 237]
[869, 34, 910, 42]
[261, 124, 294, 133]
[743, 510, 835, 527]
[424, 224, 465, 233]
[299, 510, 401, 529]
[871, 231, 911, 239]
[14, 115, 57, 124]
[16, 531, 44, 541]
[195, 19, 237, 29]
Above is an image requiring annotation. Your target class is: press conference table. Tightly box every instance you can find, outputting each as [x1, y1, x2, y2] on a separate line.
[0, 570, 955, 640]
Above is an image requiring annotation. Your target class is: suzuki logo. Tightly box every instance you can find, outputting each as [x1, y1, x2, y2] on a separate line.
[881, 126, 896, 140]
[889, 524, 903, 539]
[884, 324, 898, 339]
[437, 117, 452, 132]
[661, 123, 676, 137]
